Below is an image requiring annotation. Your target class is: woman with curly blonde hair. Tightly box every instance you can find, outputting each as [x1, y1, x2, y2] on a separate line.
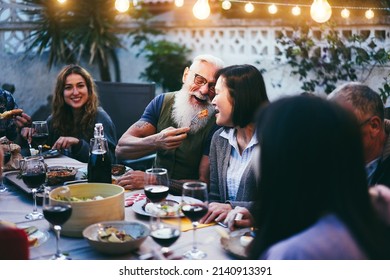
[23, 65, 117, 163]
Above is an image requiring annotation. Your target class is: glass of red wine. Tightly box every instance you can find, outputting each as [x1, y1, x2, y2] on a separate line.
[0, 140, 11, 193]
[149, 201, 181, 256]
[20, 155, 46, 220]
[31, 121, 49, 155]
[144, 168, 169, 203]
[181, 181, 209, 259]
[42, 186, 72, 260]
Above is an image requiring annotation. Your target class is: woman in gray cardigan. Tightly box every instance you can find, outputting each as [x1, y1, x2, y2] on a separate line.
[200, 64, 269, 225]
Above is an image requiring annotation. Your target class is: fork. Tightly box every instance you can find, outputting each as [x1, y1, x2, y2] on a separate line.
[190, 108, 214, 127]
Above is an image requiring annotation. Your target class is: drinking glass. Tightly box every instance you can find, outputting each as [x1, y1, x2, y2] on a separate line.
[181, 181, 209, 259]
[20, 155, 46, 220]
[149, 201, 181, 256]
[144, 168, 169, 203]
[42, 186, 72, 260]
[0, 140, 11, 193]
[31, 121, 49, 155]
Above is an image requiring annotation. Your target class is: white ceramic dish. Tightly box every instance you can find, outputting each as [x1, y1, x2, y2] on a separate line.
[83, 220, 150, 255]
[132, 195, 182, 217]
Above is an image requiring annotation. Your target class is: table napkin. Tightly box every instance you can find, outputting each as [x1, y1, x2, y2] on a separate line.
[125, 193, 146, 207]
[164, 217, 216, 232]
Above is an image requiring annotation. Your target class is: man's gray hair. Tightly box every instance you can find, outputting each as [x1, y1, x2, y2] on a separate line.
[191, 54, 225, 69]
[328, 82, 384, 121]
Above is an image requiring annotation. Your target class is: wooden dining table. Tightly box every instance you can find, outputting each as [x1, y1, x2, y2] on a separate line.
[0, 155, 237, 260]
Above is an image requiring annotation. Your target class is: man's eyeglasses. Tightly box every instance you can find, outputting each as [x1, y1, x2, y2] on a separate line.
[192, 72, 216, 94]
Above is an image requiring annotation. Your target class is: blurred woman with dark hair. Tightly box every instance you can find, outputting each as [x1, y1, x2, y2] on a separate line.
[247, 95, 390, 259]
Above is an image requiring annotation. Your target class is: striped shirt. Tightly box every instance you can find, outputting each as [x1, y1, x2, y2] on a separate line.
[220, 128, 258, 201]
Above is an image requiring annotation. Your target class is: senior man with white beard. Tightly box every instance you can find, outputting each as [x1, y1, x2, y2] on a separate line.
[115, 54, 224, 194]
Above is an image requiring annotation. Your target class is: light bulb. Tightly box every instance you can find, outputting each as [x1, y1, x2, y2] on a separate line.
[341, 8, 350, 19]
[175, 0, 184, 8]
[57, 0, 66, 3]
[193, 0, 210, 20]
[268, 4, 277, 15]
[292, 6, 301, 16]
[222, 0, 231, 10]
[244, 2, 254, 13]
[365, 9, 374, 20]
[115, 0, 130, 13]
[310, 0, 332, 23]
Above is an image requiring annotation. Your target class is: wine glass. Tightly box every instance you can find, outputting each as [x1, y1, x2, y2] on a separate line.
[144, 168, 169, 203]
[149, 201, 181, 256]
[31, 121, 49, 155]
[0, 140, 11, 193]
[20, 155, 46, 220]
[181, 181, 209, 259]
[42, 186, 72, 260]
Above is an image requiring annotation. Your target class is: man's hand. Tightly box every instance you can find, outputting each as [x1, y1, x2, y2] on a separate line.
[155, 127, 190, 150]
[15, 113, 32, 128]
[116, 170, 145, 190]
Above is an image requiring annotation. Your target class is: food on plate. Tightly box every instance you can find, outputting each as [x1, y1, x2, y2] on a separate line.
[240, 235, 254, 247]
[144, 201, 181, 217]
[0, 108, 23, 119]
[97, 226, 134, 243]
[46, 166, 77, 186]
[111, 164, 126, 176]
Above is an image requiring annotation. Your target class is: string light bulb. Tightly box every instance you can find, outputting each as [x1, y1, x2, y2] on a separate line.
[268, 4, 277, 15]
[245, 2, 254, 13]
[57, 0, 66, 3]
[115, 0, 130, 12]
[292, 5, 301, 16]
[365, 9, 374, 19]
[193, 0, 211, 20]
[310, 0, 332, 23]
[175, 0, 184, 7]
[222, 0, 232, 10]
[341, 8, 350, 19]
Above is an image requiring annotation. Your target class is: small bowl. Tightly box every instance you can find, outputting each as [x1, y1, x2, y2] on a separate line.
[46, 166, 77, 186]
[83, 221, 150, 255]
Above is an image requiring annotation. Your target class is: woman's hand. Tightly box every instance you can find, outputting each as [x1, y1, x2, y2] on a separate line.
[116, 170, 145, 190]
[199, 202, 232, 224]
[52, 136, 79, 150]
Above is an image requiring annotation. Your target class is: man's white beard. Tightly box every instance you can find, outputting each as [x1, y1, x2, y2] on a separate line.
[172, 89, 214, 134]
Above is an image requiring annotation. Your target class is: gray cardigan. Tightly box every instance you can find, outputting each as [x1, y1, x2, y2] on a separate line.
[209, 127, 259, 211]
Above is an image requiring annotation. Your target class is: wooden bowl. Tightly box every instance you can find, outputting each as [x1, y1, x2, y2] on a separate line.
[49, 183, 125, 238]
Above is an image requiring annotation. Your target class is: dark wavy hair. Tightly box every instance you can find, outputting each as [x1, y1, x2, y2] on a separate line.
[214, 64, 269, 128]
[249, 95, 390, 259]
[51, 64, 99, 139]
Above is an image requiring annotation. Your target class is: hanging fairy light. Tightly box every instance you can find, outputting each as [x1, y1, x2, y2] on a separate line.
[365, 9, 374, 19]
[193, 0, 211, 20]
[222, 0, 232, 10]
[341, 8, 350, 19]
[244, 2, 254, 13]
[310, 0, 332, 23]
[268, 4, 277, 15]
[175, 0, 184, 8]
[57, 0, 66, 3]
[115, 0, 130, 13]
[291, 5, 301, 16]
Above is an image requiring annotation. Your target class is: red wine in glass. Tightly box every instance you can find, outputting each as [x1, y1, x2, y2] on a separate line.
[31, 133, 49, 147]
[181, 204, 208, 222]
[144, 185, 169, 203]
[43, 205, 72, 225]
[22, 171, 46, 188]
[150, 228, 180, 247]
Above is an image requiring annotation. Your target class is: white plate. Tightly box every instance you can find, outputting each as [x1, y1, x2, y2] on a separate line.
[132, 195, 183, 217]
